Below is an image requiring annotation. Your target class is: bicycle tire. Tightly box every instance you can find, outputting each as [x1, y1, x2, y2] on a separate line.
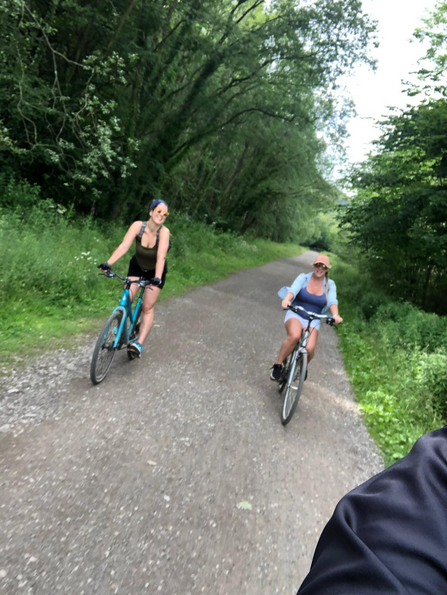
[281, 349, 307, 425]
[90, 310, 122, 384]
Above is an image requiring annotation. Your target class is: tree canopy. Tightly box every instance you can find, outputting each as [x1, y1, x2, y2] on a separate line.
[0, 0, 376, 240]
[341, 1, 447, 313]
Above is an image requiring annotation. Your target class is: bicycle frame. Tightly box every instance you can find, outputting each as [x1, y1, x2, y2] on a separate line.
[290, 304, 334, 350]
[283, 318, 314, 379]
[299, 322, 313, 352]
[111, 279, 147, 349]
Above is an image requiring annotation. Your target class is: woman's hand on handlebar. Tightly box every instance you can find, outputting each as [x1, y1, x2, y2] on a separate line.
[282, 298, 292, 309]
[333, 314, 343, 325]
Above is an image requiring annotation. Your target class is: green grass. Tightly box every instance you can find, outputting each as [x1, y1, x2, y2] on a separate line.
[331, 255, 447, 466]
[0, 206, 303, 366]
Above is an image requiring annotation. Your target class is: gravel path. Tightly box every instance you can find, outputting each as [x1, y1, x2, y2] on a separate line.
[0, 251, 383, 594]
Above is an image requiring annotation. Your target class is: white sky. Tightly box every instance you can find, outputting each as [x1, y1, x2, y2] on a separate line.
[342, 0, 439, 165]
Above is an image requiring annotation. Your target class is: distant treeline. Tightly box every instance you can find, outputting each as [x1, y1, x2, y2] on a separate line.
[0, 0, 376, 241]
[341, 2, 447, 314]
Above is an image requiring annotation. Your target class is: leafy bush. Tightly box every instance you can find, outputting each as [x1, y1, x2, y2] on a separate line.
[419, 351, 447, 419]
[358, 291, 390, 321]
[373, 302, 447, 353]
[0, 174, 41, 209]
[332, 253, 446, 465]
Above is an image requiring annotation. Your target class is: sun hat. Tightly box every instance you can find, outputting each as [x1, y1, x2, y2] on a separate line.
[313, 254, 331, 269]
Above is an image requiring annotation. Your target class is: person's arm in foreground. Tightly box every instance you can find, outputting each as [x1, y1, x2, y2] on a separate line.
[297, 427, 447, 595]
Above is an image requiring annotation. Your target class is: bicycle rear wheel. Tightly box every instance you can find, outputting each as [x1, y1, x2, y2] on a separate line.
[90, 310, 122, 384]
[281, 349, 307, 425]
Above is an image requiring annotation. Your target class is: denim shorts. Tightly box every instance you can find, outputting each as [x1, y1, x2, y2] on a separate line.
[284, 310, 321, 331]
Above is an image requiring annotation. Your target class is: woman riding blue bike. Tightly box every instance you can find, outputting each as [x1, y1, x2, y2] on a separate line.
[271, 254, 343, 381]
[98, 199, 170, 358]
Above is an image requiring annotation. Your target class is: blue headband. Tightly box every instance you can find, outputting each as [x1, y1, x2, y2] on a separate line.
[150, 199, 169, 211]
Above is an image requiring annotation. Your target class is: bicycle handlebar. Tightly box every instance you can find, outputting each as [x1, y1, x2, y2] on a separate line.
[285, 304, 335, 326]
[100, 269, 153, 288]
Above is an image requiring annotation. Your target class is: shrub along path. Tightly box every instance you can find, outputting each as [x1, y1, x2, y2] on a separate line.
[0, 251, 382, 594]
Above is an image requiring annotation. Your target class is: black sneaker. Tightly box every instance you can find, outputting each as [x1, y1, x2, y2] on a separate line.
[270, 364, 283, 381]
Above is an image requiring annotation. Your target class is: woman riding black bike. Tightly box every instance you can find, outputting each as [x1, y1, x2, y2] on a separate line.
[271, 254, 343, 381]
[98, 199, 170, 358]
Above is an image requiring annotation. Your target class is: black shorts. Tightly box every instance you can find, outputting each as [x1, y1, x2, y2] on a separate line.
[127, 256, 167, 289]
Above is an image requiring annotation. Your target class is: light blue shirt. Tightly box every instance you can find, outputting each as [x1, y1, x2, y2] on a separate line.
[278, 272, 338, 314]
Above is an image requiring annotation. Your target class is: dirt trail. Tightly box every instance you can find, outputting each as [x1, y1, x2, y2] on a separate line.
[0, 251, 382, 595]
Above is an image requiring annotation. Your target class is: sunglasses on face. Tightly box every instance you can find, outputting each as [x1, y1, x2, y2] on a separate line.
[314, 263, 328, 270]
[155, 209, 169, 217]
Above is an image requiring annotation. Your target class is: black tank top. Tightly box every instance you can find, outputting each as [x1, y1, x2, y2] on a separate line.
[134, 222, 159, 270]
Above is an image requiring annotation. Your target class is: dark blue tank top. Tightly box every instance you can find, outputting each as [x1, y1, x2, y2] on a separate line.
[292, 286, 326, 319]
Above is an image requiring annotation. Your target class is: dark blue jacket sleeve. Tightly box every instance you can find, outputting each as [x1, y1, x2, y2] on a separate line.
[297, 427, 447, 595]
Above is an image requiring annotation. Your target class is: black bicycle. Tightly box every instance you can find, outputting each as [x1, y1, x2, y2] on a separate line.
[90, 270, 153, 384]
[279, 305, 335, 425]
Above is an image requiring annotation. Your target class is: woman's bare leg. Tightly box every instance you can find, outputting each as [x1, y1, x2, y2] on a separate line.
[275, 319, 303, 364]
[138, 285, 161, 344]
[306, 327, 319, 363]
[128, 277, 140, 303]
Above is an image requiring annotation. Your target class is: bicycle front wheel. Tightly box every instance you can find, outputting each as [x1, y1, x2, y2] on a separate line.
[90, 310, 122, 384]
[281, 349, 307, 425]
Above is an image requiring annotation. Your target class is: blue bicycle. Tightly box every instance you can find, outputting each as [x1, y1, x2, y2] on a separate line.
[90, 269, 153, 384]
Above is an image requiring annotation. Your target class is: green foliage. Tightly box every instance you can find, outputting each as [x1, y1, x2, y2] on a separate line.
[413, 1, 447, 92]
[419, 351, 447, 419]
[0, 0, 377, 239]
[340, 98, 447, 313]
[302, 211, 344, 252]
[340, 2, 447, 314]
[0, 173, 41, 209]
[332, 255, 446, 465]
